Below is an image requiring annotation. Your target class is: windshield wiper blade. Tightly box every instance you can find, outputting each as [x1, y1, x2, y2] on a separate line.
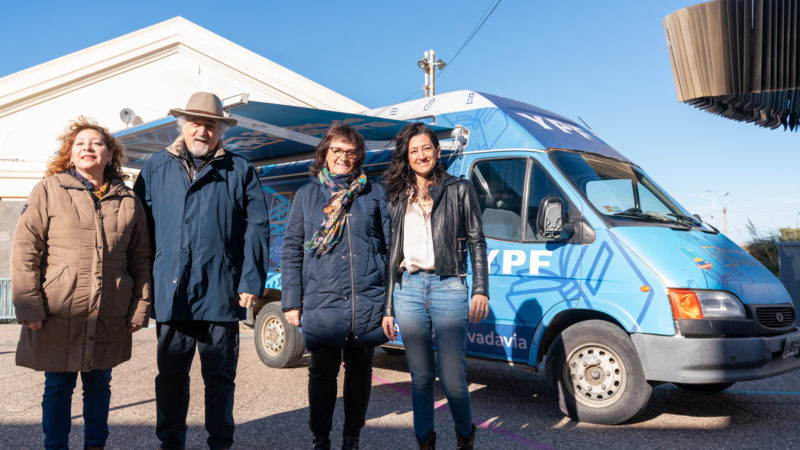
[667, 213, 703, 227]
[613, 210, 690, 229]
[612, 208, 667, 222]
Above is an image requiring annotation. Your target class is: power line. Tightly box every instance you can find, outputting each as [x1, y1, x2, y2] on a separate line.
[399, 0, 503, 102]
[440, 0, 503, 77]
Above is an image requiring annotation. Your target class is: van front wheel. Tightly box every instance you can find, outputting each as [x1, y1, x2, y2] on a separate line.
[545, 320, 652, 425]
[254, 303, 305, 368]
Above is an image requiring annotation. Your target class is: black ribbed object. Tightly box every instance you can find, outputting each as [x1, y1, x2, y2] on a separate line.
[664, 0, 800, 130]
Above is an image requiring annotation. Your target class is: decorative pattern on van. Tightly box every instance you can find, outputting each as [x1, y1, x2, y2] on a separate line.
[610, 227, 791, 306]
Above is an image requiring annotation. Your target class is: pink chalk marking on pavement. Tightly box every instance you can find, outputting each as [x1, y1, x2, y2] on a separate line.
[372, 374, 553, 449]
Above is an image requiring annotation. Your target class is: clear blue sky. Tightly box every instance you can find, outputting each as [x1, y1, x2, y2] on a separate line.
[2, 0, 797, 244]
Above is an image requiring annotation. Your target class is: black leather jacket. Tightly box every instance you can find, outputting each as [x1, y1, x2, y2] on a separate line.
[385, 175, 489, 316]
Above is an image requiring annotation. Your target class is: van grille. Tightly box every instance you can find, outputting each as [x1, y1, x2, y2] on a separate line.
[755, 306, 795, 328]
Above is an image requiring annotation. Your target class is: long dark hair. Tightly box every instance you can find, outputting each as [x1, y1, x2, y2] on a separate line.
[309, 124, 366, 176]
[382, 123, 446, 204]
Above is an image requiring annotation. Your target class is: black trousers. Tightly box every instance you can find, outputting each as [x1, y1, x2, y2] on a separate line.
[308, 340, 375, 437]
[155, 320, 239, 450]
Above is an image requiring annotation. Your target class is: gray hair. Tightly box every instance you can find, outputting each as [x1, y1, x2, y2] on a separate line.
[176, 115, 229, 138]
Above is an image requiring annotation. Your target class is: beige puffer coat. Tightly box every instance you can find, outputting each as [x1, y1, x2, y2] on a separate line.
[12, 172, 152, 372]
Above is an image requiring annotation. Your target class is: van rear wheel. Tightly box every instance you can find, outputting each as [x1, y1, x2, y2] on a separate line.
[546, 320, 652, 425]
[254, 303, 305, 368]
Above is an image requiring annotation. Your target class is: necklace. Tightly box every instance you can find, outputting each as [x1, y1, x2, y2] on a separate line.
[411, 184, 433, 220]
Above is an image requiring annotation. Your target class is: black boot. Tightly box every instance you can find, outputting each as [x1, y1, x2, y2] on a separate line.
[416, 431, 436, 450]
[455, 425, 476, 450]
[313, 435, 331, 450]
[341, 432, 360, 450]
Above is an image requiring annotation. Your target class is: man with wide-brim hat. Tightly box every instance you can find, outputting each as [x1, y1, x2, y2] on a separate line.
[134, 91, 269, 450]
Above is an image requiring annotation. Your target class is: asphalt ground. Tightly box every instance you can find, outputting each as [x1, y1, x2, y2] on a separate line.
[1, 322, 799, 449]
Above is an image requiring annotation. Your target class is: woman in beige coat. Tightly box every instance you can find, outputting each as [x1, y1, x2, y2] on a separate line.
[12, 117, 152, 450]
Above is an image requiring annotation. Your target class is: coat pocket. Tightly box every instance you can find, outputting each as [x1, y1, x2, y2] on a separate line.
[41, 264, 76, 318]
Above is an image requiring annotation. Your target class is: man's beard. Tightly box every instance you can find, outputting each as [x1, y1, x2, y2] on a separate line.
[187, 140, 211, 157]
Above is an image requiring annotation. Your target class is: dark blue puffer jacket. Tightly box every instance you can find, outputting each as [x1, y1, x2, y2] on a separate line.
[281, 175, 390, 350]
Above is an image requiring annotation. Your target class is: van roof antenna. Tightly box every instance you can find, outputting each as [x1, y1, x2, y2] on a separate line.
[577, 116, 597, 136]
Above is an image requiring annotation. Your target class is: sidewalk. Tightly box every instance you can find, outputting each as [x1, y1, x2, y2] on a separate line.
[0, 323, 417, 449]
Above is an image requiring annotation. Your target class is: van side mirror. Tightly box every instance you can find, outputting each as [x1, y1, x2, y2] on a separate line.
[537, 196, 565, 239]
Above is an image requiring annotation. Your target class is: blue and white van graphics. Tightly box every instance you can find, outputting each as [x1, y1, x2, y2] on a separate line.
[118, 91, 800, 425]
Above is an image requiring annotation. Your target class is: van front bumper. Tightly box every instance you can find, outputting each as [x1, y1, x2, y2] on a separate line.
[631, 330, 800, 383]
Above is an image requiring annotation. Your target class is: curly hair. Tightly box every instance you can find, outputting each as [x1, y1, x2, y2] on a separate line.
[382, 122, 446, 204]
[45, 116, 128, 180]
[309, 124, 366, 176]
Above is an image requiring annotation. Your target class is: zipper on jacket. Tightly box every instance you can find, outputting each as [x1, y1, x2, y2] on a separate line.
[347, 213, 356, 334]
[167, 152, 194, 183]
[453, 185, 464, 282]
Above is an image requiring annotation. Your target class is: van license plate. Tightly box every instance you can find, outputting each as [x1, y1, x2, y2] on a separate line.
[783, 335, 800, 358]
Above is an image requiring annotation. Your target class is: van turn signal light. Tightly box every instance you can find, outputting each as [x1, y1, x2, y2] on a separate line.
[668, 289, 703, 319]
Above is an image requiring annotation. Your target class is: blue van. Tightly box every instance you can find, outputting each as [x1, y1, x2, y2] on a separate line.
[119, 91, 800, 425]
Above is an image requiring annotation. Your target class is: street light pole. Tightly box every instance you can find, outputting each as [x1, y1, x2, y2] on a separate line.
[699, 195, 715, 226]
[702, 190, 730, 229]
[723, 206, 727, 234]
[417, 49, 447, 97]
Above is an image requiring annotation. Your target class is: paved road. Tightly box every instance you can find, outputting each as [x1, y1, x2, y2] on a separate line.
[1, 322, 798, 449]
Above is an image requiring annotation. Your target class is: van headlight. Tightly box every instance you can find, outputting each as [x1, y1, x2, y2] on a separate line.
[668, 289, 746, 319]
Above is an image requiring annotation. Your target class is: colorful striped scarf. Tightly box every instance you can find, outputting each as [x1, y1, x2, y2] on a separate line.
[304, 168, 367, 256]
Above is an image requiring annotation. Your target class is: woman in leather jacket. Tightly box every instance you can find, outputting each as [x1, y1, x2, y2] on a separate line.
[382, 123, 489, 450]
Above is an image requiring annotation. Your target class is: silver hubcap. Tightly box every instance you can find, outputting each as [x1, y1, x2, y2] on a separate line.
[566, 344, 626, 408]
[263, 317, 285, 356]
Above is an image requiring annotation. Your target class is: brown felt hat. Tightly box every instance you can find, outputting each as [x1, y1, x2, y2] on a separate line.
[169, 92, 237, 126]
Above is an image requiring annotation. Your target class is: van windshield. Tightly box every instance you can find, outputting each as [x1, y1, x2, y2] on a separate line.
[551, 150, 707, 230]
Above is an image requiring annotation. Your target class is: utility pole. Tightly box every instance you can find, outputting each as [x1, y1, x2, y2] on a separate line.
[417, 49, 446, 97]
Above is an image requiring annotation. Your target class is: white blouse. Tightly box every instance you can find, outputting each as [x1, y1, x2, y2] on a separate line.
[401, 199, 435, 272]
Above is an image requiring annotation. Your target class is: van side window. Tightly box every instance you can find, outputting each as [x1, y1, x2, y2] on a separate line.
[526, 163, 569, 241]
[470, 158, 527, 241]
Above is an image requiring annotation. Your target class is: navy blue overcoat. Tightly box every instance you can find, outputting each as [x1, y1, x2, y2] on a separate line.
[133, 140, 269, 322]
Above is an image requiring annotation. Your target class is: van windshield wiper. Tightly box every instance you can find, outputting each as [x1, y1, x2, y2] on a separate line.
[612, 209, 691, 229]
[667, 213, 703, 227]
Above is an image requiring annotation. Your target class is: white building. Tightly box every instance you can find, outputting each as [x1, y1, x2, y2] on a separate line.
[0, 16, 364, 277]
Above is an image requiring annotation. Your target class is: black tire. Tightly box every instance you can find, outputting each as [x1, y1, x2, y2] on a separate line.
[545, 320, 653, 425]
[381, 346, 406, 356]
[674, 382, 735, 392]
[254, 302, 305, 368]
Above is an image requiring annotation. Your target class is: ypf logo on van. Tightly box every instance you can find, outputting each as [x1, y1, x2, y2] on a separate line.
[488, 249, 553, 275]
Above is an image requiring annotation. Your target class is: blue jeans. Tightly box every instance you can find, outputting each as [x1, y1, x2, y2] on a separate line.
[393, 271, 473, 440]
[42, 369, 112, 450]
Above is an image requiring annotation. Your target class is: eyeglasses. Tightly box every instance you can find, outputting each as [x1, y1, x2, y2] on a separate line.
[329, 147, 358, 159]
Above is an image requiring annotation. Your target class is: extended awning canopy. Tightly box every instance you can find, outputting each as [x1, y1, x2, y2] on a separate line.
[116, 95, 452, 169]
[664, 0, 800, 130]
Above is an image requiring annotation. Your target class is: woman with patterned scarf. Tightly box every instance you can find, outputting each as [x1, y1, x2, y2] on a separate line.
[281, 124, 392, 450]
